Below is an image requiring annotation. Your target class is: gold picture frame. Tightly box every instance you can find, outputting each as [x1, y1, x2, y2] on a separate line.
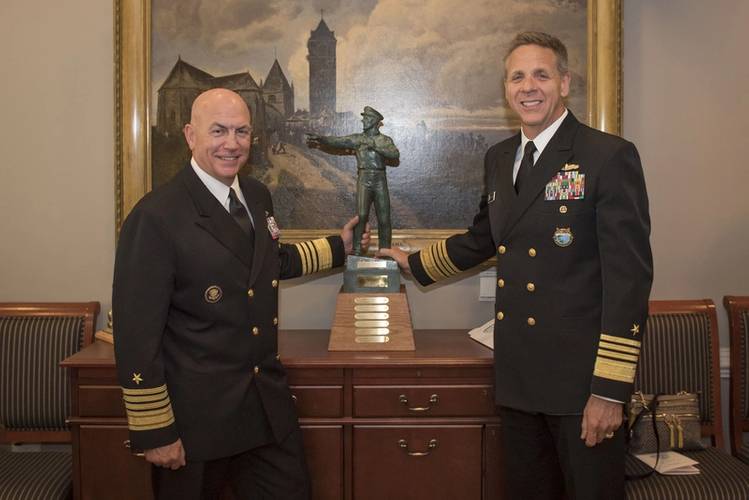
[114, 0, 621, 248]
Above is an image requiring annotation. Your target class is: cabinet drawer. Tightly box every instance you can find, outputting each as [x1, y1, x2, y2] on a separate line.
[353, 425, 482, 500]
[290, 385, 343, 417]
[79, 385, 125, 417]
[353, 385, 494, 417]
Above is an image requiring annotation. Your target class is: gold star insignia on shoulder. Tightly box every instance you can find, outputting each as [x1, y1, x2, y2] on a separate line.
[132, 373, 143, 385]
[630, 323, 640, 336]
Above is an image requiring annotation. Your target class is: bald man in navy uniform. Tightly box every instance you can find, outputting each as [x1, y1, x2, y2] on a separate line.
[114, 88, 368, 499]
[380, 32, 652, 500]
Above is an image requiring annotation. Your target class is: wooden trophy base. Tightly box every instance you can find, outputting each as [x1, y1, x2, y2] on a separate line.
[328, 285, 415, 351]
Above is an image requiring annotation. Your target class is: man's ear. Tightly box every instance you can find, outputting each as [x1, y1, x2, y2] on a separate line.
[183, 123, 195, 150]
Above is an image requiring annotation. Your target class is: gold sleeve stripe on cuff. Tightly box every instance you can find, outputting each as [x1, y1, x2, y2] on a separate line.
[125, 397, 171, 411]
[435, 241, 460, 275]
[123, 392, 169, 403]
[127, 406, 174, 426]
[430, 241, 455, 278]
[122, 384, 168, 396]
[599, 341, 640, 355]
[311, 238, 333, 271]
[129, 415, 176, 431]
[597, 348, 639, 363]
[419, 248, 440, 282]
[600, 333, 642, 348]
[294, 241, 311, 275]
[303, 240, 319, 272]
[593, 357, 636, 383]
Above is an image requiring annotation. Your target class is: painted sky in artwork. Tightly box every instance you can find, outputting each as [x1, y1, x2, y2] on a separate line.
[152, 0, 586, 132]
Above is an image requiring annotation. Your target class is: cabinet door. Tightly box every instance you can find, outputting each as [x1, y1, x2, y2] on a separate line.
[484, 424, 503, 500]
[302, 425, 343, 500]
[78, 425, 153, 500]
[353, 425, 482, 500]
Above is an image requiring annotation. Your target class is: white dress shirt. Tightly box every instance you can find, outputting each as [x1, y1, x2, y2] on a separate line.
[512, 109, 569, 184]
[191, 157, 254, 227]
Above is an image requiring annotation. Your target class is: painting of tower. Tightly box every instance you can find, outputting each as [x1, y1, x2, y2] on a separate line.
[263, 59, 295, 118]
[307, 16, 336, 116]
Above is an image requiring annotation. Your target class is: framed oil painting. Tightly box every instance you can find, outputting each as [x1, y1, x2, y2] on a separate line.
[115, 0, 621, 249]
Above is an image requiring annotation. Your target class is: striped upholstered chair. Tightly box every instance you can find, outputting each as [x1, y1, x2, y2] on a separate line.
[0, 302, 99, 500]
[625, 299, 749, 500]
[725, 296, 749, 464]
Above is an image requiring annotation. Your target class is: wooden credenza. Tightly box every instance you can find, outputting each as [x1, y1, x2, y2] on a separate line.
[62, 330, 502, 500]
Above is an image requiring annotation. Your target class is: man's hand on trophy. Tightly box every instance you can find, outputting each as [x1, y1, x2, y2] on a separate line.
[341, 216, 371, 255]
[376, 247, 411, 274]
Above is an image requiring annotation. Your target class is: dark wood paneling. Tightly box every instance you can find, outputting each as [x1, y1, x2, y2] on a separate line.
[302, 426, 344, 500]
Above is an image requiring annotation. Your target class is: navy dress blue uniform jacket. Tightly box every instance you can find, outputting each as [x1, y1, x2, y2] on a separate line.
[408, 112, 653, 413]
[113, 165, 345, 460]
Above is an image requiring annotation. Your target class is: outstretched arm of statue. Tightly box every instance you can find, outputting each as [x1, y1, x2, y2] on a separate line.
[306, 133, 358, 150]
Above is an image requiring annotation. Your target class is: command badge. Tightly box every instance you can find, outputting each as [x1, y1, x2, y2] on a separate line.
[204, 285, 223, 303]
[553, 227, 574, 247]
[266, 213, 281, 240]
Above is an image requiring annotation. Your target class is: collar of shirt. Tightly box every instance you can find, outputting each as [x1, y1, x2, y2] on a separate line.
[190, 158, 253, 224]
[513, 108, 568, 182]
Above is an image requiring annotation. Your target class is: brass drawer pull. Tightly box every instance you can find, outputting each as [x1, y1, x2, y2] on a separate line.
[399, 393, 439, 412]
[291, 394, 298, 403]
[398, 438, 438, 457]
[123, 440, 145, 458]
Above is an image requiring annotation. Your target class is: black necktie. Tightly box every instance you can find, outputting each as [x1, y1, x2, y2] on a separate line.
[515, 141, 537, 194]
[228, 187, 255, 242]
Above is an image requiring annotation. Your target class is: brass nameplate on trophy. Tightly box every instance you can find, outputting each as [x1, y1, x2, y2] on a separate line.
[354, 313, 389, 320]
[329, 286, 415, 351]
[354, 304, 389, 312]
[355, 336, 390, 343]
[357, 275, 389, 288]
[356, 260, 389, 269]
[355, 328, 390, 336]
[354, 297, 389, 304]
[355, 320, 389, 328]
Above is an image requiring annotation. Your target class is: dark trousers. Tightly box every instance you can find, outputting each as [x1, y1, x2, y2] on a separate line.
[153, 427, 311, 500]
[498, 406, 625, 500]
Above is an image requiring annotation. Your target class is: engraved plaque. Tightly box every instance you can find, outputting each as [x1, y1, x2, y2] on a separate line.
[354, 297, 390, 305]
[355, 336, 390, 343]
[357, 275, 389, 288]
[354, 313, 389, 320]
[355, 328, 390, 336]
[356, 260, 389, 269]
[354, 320, 390, 328]
[354, 304, 390, 312]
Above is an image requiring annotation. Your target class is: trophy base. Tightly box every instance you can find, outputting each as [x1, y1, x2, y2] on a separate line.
[328, 285, 415, 351]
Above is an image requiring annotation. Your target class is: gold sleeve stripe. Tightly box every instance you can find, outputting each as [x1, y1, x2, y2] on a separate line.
[435, 241, 460, 276]
[129, 415, 176, 431]
[123, 392, 169, 403]
[122, 384, 168, 396]
[127, 406, 175, 428]
[419, 247, 440, 282]
[593, 357, 637, 383]
[303, 240, 319, 272]
[420, 241, 459, 282]
[599, 341, 640, 355]
[597, 348, 639, 363]
[125, 398, 171, 411]
[294, 241, 312, 275]
[600, 333, 642, 348]
[311, 238, 333, 271]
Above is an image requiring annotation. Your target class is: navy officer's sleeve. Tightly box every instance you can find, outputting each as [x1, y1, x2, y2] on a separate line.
[113, 206, 179, 451]
[591, 141, 653, 402]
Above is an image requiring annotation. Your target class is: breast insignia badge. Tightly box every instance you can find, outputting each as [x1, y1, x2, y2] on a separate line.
[553, 227, 574, 247]
[204, 285, 223, 303]
[266, 211, 281, 240]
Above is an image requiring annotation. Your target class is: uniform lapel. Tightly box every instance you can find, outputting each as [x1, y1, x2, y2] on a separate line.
[490, 134, 520, 240]
[179, 166, 254, 270]
[502, 113, 579, 238]
[239, 176, 270, 287]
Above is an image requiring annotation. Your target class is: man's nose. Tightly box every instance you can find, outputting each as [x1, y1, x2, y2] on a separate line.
[224, 132, 240, 148]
